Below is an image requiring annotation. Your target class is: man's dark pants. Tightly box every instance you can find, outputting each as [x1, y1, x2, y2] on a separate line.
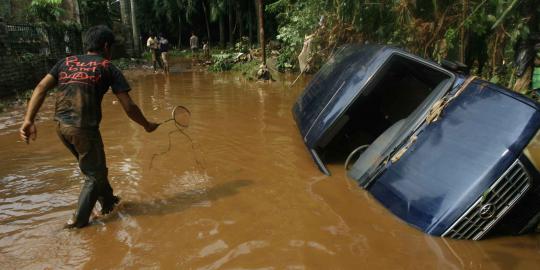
[152, 49, 164, 71]
[56, 123, 117, 227]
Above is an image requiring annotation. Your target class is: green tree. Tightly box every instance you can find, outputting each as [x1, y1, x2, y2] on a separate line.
[28, 0, 65, 23]
[78, 0, 111, 28]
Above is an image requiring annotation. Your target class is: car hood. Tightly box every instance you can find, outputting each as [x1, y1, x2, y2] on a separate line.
[367, 80, 540, 235]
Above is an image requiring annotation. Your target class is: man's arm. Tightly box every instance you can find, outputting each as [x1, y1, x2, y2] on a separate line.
[19, 74, 56, 143]
[115, 92, 159, 132]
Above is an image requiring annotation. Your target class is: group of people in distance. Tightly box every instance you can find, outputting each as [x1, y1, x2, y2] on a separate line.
[189, 32, 210, 60]
[146, 33, 169, 74]
[146, 32, 210, 73]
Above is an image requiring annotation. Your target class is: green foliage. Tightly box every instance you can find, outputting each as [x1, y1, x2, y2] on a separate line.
[268, 0, 327, 71]
[235, 37, 251, 53]
[142, 51, 152, 61]
[79, 0, 111, 28]
[209, 0, 226, 22]
[444, 28, 457, 50]
[27, 0, 81, 43]
[276, 46, 296, 72]
[231, 59, 261, 80]
[112, 58, 132, 70]
[19, 52, 40, 63]
[208, 51, 261, 76]
[149, 0, 197, 24]
[209, 53, 234, 72]
[270, 0, 540, 95]
[137, 0, 198, 41]
[28, 0, 64, 23]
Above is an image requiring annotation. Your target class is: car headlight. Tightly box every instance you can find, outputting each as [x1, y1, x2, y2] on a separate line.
[524, 129, 540, 171]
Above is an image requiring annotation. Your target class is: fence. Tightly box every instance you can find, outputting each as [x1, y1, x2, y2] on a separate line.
[6, 23, 82, 59]
[0, 19, 82, 96]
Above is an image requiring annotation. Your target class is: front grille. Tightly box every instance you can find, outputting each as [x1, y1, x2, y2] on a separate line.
[443, 160, 531, 240]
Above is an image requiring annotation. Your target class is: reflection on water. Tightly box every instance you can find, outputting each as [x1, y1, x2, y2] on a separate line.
[1, 60, 539, 269]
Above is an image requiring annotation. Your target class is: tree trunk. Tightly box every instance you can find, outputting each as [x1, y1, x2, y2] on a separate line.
[248, 1, 253, 45]
[178, 15, 183, 48]
[432, 0, 439, 21]
[228, 0, 234, 47]
[130, 0, 140, 55]
[236, 1, 243, 38]
[202, 0, 212, 44]
[120, 0, 130, 25]
[120, 0, 133, 55]
[257, 0, 265, 65]
[72, 0, 81, 24]
[524, 0, 538, 33]
[459, 0, 468, 62]
[254, 0, 260, 45]
[219, 15, 225, 48]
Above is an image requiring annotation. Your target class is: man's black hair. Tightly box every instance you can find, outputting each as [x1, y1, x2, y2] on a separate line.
[84, 25, 115, 53]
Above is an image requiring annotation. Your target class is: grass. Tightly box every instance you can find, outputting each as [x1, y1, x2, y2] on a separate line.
[231, 60, 262, 80]
[111, 58, 132, 70]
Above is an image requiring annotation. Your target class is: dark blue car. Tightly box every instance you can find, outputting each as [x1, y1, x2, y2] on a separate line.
[293, 45, 540, 240]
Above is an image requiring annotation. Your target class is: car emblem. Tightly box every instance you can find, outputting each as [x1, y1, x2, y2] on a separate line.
[479, 203, 496, 220]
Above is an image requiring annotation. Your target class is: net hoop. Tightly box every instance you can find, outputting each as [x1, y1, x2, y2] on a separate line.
[172, 105, 191, 127]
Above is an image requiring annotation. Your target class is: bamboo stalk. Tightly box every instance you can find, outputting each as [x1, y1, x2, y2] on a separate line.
[491, 0, 520, 30]
[257, 0, 265, 65]
[459, 0, 467, 62]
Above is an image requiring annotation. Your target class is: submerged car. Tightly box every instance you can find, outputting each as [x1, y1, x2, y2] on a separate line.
[292, 45, 540, 240]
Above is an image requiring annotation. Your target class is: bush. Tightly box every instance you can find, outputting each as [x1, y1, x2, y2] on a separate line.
[208, 54, 234, 72]
[142, 51, 152, 61]
[268, 0, 327, 72]
[231, 60, 261, 80]
[112, 58, 132, 70]
[235, 37, 251, 53]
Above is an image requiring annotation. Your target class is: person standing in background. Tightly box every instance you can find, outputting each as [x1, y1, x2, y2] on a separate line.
[190, 32, 199, 57]
[147, 33, 163, 73]
[159, 34, 170, 74]
[202, 40, 210, 60]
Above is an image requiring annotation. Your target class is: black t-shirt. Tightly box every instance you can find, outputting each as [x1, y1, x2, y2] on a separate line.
[160, 39, 169, 52]
[48, 54, 130, 128]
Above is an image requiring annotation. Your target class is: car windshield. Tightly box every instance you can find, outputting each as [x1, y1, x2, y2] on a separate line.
[348, 78, 453, 185]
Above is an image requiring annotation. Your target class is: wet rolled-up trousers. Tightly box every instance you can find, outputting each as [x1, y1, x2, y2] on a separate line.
[56, 123, 115, 227]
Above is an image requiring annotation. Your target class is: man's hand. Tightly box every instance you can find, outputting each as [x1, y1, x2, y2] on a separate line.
[19, 121, 37, 144]
[116, 92, 159, 132]
[20, 74, 55, 145]
[145, 122, 159, 133]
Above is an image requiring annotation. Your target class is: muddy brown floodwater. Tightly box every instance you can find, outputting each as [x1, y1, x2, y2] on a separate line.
[1, 60, 540, 269]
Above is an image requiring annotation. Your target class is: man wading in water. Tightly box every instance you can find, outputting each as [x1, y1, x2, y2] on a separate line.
[19, 25, 159, 228]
